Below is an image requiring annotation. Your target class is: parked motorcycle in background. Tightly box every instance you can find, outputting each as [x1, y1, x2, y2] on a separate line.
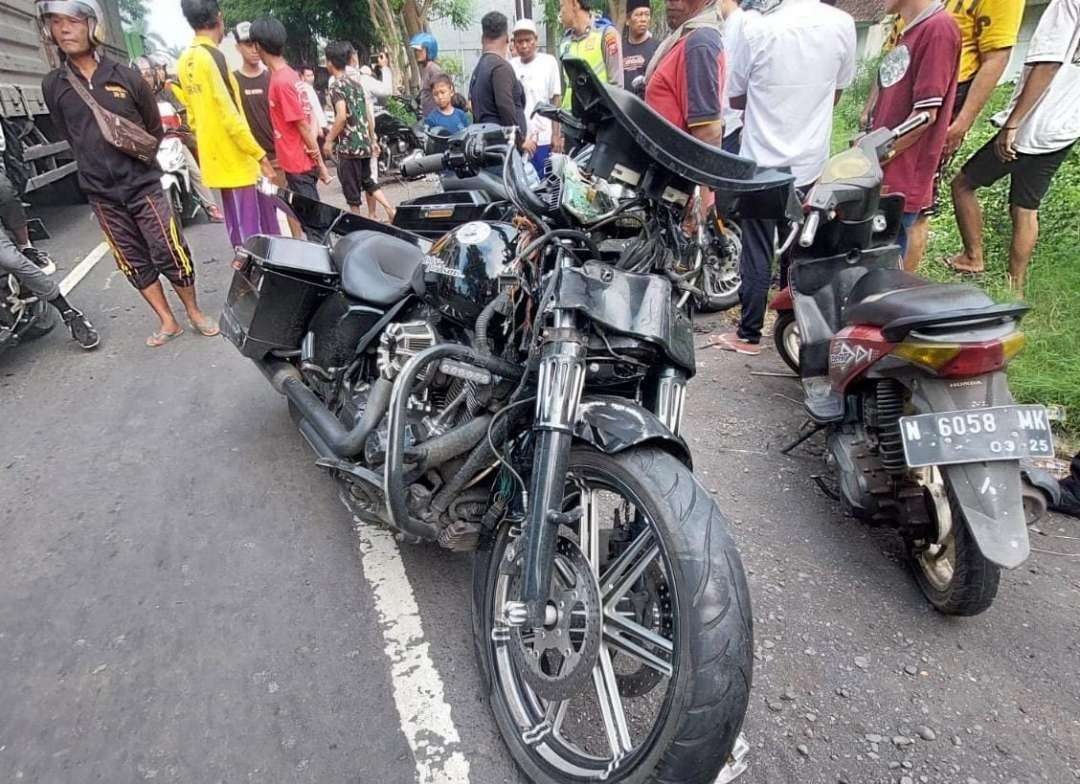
[771, 116, 1060, 615]
[156, 101, 202, 226]
[0, 270, 54, 356]
[374, 96, 425, 180]
[220, 61, 797, 782]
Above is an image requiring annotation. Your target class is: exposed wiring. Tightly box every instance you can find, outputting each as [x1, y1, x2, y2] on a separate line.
[487, 396, 536, 505]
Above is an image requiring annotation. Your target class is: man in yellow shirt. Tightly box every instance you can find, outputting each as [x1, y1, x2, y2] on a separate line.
[178, 0, 278, 248]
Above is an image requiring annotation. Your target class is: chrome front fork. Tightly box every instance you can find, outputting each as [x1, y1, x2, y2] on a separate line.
[517, 307, 588, 624]
[653, 367, 687, 437]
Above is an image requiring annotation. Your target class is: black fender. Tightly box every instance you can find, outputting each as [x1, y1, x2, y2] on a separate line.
[573, 395, 692, 468]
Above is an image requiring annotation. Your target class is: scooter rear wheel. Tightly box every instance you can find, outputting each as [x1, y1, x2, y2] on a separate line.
[909, 487, 1001, 616]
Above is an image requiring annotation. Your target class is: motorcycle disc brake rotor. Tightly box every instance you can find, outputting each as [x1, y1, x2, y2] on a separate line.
[614, 563, 673, 698]
[508, 536, 602, 702]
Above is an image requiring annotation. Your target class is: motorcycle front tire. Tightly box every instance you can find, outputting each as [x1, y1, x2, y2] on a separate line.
[22, 301, 57, 341]
[472, 445, 753, 784]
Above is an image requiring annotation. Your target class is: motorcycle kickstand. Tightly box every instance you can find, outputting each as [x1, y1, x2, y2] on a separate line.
[780, 420, 827, 455]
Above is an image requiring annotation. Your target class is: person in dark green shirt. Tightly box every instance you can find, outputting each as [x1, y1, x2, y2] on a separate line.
[323, 41, 396, 221]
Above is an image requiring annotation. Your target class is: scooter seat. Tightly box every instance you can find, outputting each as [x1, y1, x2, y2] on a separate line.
[331, 231, 426, 305]
[845, 269, 994, 328]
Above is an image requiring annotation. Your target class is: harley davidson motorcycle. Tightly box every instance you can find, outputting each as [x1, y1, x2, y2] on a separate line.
[771, 116, 1059, 615]
[220, 61, 796, 782]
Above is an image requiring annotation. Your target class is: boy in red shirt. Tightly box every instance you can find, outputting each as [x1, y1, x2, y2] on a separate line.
[869, 0, 960, 270]
[249, 17, 330, 204]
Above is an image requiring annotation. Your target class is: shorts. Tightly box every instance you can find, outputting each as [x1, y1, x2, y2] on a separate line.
[925, 79, 973, 216]
[0, 163, 27, 234]
[91, 186, 195, 291]
[285, 169, 320, 202]
[961, 138, 1075, 211]
[338, 157, 378, 206]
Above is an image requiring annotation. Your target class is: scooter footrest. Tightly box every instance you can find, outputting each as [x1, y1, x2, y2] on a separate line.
[802, 376, 843, 422]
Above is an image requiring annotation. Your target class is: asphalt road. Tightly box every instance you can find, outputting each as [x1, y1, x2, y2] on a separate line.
[1, 187, 1078, 784]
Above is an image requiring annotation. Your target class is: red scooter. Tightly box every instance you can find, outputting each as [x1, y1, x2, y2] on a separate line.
[770, 116, 1059, 616]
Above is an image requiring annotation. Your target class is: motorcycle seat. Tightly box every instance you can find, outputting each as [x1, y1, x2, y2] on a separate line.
[845, 269, 994, 328]
[331, 231, 426, 305]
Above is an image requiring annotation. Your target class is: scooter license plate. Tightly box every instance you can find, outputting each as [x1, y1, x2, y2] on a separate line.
[899, 405, 1055, 468]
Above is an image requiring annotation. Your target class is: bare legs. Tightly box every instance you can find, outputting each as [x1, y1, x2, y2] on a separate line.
[949, 172, 986, 273]
[1008, 205, 1039, 292]
[138, 281, 211, 335]
[902, 215, 931, 272]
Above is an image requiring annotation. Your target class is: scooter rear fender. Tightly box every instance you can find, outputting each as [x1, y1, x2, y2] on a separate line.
[908, 372, 1029, 569]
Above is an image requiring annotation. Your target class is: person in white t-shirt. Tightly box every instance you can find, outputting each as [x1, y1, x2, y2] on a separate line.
[949, 0, 1080, 290]
[511, 18, 562, 176]
[719, 0, 752, 153]
[710, 0, 856, 355]
[299, 64, 330, 139]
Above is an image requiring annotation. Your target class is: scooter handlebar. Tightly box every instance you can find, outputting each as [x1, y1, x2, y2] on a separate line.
[799, 211, 821, 248]
[400, 153, 445, 178]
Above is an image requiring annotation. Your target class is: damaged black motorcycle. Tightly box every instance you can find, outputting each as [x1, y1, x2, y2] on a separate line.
[220, 61, 793, 783]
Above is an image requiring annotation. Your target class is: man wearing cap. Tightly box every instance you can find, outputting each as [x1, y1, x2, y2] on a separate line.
[511, 18, 562, 175]
[622, 0, 659, 90]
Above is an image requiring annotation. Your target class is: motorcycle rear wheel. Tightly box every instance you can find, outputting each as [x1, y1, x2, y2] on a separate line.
[473, 446, 753, 783]
[909, 485, 1000, 616]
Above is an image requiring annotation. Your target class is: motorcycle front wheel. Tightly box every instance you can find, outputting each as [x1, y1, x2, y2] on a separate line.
[473, 446, 753, 783]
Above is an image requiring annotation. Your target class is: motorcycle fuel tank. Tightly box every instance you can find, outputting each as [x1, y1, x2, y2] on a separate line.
[423, 221, 519, 325]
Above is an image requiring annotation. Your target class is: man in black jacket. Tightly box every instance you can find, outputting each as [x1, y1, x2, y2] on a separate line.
[38, 0, 218, 348]
[468, 12, 527, 145]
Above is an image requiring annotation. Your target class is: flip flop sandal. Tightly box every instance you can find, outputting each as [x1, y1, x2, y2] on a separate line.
[189, 317, 220, 337]
[147, 328, 184, 348]
[941, 257, 984, 276]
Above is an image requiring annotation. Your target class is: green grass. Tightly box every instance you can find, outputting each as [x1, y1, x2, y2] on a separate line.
[832, 76, 1080, 442]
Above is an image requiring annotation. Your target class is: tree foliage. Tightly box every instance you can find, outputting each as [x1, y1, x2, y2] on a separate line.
[219, 0, 377, 63]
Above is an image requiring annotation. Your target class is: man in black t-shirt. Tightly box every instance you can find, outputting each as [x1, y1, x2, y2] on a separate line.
[622, 0, 659, 91]
[468, 12, 527, 144]
[233, 21, 278, 164]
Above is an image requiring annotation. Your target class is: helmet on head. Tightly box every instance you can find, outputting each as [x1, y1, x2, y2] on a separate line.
[408, 32, 438, 61]
[36, 0, 107, 46]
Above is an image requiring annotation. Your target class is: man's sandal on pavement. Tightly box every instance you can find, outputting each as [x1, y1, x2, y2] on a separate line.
[707, 332, 763, 356]
[189, 316, 220, 337]
[147, 328, 183, 348]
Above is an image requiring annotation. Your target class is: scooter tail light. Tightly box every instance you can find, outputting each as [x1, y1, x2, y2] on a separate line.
[161, 114, 182, 130]
[891, 332, 1026, 377]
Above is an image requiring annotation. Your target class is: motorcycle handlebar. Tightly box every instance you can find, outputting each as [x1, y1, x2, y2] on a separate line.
[400, 153, 445, 178]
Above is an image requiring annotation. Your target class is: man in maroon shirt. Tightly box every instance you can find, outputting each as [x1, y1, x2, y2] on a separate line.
[869, 0, 960, 271]
[249, 17, 330, 205]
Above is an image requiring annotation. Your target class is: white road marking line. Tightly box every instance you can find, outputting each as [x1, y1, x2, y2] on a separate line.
[352, 517, 471, 784]
[59, 242, 109, 296]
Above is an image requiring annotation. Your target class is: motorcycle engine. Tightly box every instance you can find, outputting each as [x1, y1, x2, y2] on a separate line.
[377, 320, 438, 380]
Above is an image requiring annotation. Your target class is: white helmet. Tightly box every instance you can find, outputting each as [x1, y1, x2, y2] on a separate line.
[37, 0, 107, 46]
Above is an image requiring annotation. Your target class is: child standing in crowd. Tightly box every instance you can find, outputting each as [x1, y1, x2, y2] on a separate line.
[424, 75, 470, 135]
[249, 18, 330, 208]
[323, 42, 396, 222]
